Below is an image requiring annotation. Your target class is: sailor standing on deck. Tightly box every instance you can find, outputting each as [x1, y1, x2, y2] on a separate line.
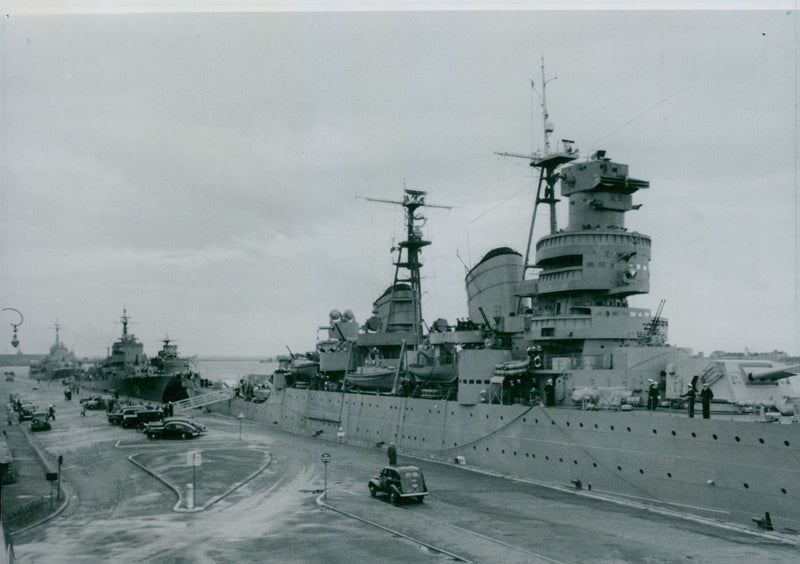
[681, 384, 696, 418]
[647, 380, 659, 410]
[700, 383, 714, 419]
[544, 379, 555, 406]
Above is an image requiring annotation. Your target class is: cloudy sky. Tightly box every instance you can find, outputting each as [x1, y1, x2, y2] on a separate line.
[1, 5, 797, 358]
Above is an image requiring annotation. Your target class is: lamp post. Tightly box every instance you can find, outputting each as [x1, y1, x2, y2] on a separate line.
[2, 308, 23, 348]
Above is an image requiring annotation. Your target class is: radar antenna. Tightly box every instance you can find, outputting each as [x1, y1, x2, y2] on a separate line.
[496, 57, 578, 288]
[357, 190, 451, 344]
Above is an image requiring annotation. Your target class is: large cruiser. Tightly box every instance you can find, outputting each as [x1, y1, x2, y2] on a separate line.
[212, 67, 800, 532]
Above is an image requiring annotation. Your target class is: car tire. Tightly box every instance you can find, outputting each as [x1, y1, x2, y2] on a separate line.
[369, 484, 377, 497]
[417, 496, 424, 503]
[389, 490, 399, 505]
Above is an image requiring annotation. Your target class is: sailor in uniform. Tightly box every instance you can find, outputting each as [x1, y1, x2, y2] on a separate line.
[700, 383, 714, 419]
[647, 380, 659, 410]
[544, 379, 555, 406]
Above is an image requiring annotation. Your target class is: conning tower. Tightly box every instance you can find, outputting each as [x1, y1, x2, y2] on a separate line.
[521, 150, 657, 357]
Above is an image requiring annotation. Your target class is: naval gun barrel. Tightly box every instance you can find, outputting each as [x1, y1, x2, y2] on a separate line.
[746, 364, 800, 385]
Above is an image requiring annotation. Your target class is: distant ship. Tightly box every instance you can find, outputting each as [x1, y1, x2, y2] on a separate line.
[81, 309, 200, 403]
[29, 322, 79, 381]
[214, 62, 800, 533]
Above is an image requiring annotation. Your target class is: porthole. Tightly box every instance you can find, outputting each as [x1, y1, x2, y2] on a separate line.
[502, 449, 505, 454]
[712, 434, 718, 440]
[523, 418, 527, 423]
[486, 447, 490, 452]
[735, 436, 740, 442]
[743, 483, 750, 489]
[500, 416, 504, 421]
[592, 462, 597, 468]
[667, 472, 672, 478]
[545, 455, 550, 460]
[573, 460, 578, 465]
[759, 438, 765, 444]
[781, 488, 787, 494]
[552, 421, 556, 426]
[671, 430, 676, 436]
[617, 466, 622, 471]
[784, 441, 790, 447]
[535, 418, 539, 424]
[652, 429, 657, 434]
[559, 458, 563, 463]
[639, 469, 644, 474]
[610, 425, 615, 431]
[594, 424, 598, 429]
[691, 432, 696, 438]
[626, 427, 631, 432]
[579, 422, 583, 428]
[513, 451, 517, 456]
[566, 421, 570, 427]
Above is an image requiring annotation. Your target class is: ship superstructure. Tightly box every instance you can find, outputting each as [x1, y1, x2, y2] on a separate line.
[212, 64, 800, 532]
[29, 322, 79, 381]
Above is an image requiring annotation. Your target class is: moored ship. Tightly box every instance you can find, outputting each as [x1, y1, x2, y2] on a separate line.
[81, 309, 199, 403]
[211, 65, 800, 533]
[29, 322, 80, 381]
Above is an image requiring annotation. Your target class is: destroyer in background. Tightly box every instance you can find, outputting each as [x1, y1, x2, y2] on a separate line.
[29, 322, 79, 381]
[211, 66, 800, 533]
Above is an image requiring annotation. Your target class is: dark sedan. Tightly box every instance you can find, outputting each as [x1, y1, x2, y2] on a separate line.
[145, 421, 201, 440]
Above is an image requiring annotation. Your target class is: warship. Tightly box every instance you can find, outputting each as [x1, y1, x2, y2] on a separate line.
[211, 66, 800, 532]
[29, 322, 79, 381]
[81, 309, 199, 403]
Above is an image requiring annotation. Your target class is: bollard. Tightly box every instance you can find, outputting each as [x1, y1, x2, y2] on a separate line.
[186, 484, 194, 510]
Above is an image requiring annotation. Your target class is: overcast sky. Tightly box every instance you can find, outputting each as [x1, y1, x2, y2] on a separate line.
[1, 6, 798, 358]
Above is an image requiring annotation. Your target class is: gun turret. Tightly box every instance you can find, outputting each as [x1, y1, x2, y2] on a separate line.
[746, 364, 800, 385]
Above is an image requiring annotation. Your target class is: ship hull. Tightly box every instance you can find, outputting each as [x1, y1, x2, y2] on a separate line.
[80, 375, 189, 404]
[209, 387, 800, 531]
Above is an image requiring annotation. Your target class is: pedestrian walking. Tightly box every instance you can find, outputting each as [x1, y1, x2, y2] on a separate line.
[387, 442, 397, 466]
[700, 383, 714, 419]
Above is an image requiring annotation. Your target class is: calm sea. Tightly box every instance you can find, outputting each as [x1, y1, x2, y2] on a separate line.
[196, 358, 278, 385]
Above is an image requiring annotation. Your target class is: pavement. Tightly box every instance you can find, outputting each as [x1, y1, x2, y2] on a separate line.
[1, 402, 66, 535]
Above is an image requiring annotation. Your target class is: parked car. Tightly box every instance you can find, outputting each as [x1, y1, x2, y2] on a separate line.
[80, 396, 107, 410]
[122, 409, 164, 429]
[162, 416, 207, 433]
[368, 465, 428, 504]
[108, 405, 146, 425]
[18, 404, 37, 422]
[30, 412, 51, 432]
[145, 421, 201, 440]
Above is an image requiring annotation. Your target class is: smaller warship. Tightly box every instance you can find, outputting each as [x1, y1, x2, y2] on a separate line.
[81, 309, 197, 403]
[29, 322, 79, 381]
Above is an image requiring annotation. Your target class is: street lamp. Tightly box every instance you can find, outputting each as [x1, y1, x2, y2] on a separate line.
[2, 308, 23, 348]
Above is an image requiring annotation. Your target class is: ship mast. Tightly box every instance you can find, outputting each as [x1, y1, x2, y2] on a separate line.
[496, 57, 578, 289]
[359, 190, 451, 345]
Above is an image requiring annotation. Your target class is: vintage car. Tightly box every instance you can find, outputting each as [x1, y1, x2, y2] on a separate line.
[368, 465, 428, 504]
[108, 405, 146, 425]
[145, 421, 201, 440]
[30, 412, 51, 432]
[18, 404, 37, 422]
[122, 409, 164, 429]
[80, 396, 108, 410]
